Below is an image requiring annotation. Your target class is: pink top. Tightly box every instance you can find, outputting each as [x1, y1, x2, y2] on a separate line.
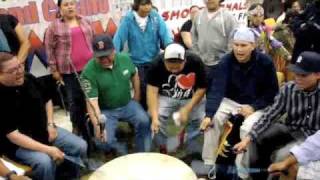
[70, 27, 93, 72]
[45, 16, 93, 74]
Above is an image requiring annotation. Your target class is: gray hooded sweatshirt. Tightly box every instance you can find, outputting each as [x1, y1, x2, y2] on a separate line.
[191, 8, 237, 66]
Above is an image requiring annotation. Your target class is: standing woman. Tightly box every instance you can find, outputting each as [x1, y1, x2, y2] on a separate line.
[45, 0, 94, 138]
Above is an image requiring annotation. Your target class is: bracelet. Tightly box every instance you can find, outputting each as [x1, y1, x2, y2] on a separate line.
[47, 123, 57, 128]
[5, 170, 16, 180]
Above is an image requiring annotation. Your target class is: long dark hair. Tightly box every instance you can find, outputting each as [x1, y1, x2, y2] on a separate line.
[57, 0, 62, 7]
[132, 0, 152, 11]
[56, 0, 63, 18]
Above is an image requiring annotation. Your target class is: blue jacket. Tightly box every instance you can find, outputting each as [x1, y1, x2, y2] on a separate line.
[205, 50, 279, 118]
[113, 10, 172, 65]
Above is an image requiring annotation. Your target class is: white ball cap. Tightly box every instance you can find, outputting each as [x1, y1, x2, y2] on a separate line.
[164, 43, 185, 61]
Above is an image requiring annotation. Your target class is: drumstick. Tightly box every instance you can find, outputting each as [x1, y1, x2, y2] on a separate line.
[210, 164, 289, 175]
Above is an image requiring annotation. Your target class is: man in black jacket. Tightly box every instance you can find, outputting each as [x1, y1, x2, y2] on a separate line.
[201, 27, 279, 179]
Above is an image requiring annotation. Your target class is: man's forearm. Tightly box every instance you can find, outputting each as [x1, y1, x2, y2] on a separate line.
[15, 23, 30, 62]
[147, 85, 159, 121]
[17, 40, 30, 63]
[181, 32, 192, 49]
[184, 88, 206, 111]
[7, 131, 52, 154]
[46, 100, 54, 124]
[131, 72, 141, 100]
[86, 99, 102, 125]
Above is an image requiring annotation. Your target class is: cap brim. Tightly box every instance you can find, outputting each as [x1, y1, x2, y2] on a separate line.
[94, 49, 113, 58]
[287, 64, 310, 75]
[165, 58, 185, 63]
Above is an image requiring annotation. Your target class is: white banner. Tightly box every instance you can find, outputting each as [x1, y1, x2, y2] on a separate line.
[0, 0, 247, 76]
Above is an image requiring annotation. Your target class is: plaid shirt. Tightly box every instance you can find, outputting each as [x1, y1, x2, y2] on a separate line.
[45, 16, 93, 74]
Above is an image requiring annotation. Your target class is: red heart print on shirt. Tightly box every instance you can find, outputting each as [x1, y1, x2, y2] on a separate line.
[176, 73, 195, 90]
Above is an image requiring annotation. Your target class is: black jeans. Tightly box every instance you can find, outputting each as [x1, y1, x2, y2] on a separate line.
[136, 63, 152, 110]
[62, 73, 91, 152]
[249, 123, 304, 180]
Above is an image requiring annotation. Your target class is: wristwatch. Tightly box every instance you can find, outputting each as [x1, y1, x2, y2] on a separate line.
[5, 170, 16, 180]
[47, 122, 57, 128]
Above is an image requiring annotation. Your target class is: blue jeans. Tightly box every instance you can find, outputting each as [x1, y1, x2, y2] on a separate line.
[15, 127, 87, 180]
[155, 96, 205, 153]
[98, 100, 151, 153]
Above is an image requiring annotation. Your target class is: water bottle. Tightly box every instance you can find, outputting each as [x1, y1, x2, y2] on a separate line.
[99, 114, 107, 141]
[166, 111, 183, 137]
[172, 112, 181, 127]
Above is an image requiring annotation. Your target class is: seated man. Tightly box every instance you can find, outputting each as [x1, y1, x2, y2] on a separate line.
[268, 130, 320, 180]
[147, 43, 207, 153]
[0, 52, 87, 180]
[200, 27, 279, 179]
[234, 51, 320, 180]
[81, 35, 151, 154]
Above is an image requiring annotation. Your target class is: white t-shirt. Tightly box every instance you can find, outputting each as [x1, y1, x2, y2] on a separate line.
[133, 11, 148, 32]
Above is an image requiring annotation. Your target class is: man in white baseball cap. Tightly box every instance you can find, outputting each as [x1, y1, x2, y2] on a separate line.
[147, 43, 207, 155]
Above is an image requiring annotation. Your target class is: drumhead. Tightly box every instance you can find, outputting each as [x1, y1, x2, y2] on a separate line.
[89, 153, 197, 180]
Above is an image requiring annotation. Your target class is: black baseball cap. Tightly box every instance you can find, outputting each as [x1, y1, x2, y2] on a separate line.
[288, 51, 320, 74]
[92, 34, 114, 58]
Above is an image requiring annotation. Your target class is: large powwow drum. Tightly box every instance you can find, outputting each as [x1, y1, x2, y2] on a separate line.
[89, 153, 197, 180]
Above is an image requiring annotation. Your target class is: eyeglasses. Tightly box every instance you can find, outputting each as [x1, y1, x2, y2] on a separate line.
[1, 62, 24, 75]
